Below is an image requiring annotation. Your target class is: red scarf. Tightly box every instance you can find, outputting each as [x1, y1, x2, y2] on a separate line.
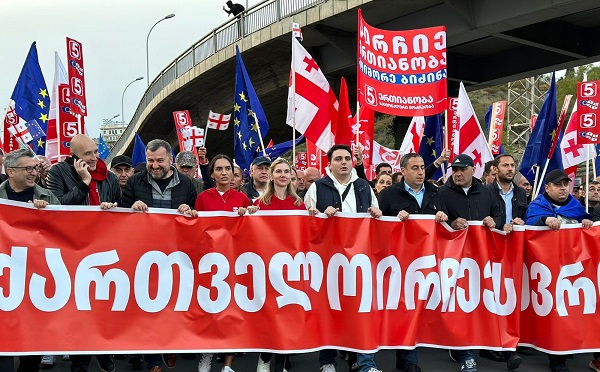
[88, 159, 108, 206]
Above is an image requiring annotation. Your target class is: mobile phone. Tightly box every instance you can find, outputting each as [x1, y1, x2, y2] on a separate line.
[72, 154, 80, 161]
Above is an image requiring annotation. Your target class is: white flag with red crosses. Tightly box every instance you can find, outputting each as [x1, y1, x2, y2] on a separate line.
[206, 111, 230, 130]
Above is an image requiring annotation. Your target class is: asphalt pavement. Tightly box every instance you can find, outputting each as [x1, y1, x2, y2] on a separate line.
[19, 348, 596, 372]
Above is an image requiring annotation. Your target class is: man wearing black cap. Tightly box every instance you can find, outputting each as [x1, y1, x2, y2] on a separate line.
[244, 156, 271, 203]
[438, 153, 501, 372]
[525, 168, 591, 372]
[110, 155, 134, 191]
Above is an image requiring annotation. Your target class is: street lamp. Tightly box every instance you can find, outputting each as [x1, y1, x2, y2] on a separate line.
[122, 77, 144, 125]
[146, 13, 175, 87]
[103, 114, 120, 125]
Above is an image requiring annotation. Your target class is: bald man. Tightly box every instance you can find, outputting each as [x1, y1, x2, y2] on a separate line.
[47, 134, 120, 208]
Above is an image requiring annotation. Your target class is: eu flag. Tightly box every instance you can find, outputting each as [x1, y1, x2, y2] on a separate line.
[11, 42, 50, 155]
[264, 135, 305, 159]
[131, 133, 146, 166]
[418, 114, 443, 180]
[233, 46, 269, 175]
[98, 134, 110, 160]
[519, 72, 563, 186]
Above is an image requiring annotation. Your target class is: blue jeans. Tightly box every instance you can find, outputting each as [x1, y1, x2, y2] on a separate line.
[357, 353, 376, 372]
[359, 349, 418, 371]
[458, 350, 475, 362]
[144, 354, 162, 368]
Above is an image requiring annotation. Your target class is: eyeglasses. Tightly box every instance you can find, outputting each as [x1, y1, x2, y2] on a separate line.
[9, 166, 40, 173]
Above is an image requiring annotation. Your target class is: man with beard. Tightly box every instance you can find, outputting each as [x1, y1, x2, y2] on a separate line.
[580, 180, 600, 214]
[486, 154, 528, 233]
[244, 156, 271, 203]
[121, 139, 197, 216]
[525, 169, 591, 372]
[514, 172, 532, 202]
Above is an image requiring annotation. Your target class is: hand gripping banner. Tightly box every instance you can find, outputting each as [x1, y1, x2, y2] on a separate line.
[0, 201, 599, 355]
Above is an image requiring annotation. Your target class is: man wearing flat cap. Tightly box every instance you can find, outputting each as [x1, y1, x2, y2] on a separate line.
[110, 155, 134, 191]
[525, 169, 592, 372]
[175, 151, 203, 195]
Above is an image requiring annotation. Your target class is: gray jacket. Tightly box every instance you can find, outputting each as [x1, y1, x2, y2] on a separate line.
[0, 181, 61, 205]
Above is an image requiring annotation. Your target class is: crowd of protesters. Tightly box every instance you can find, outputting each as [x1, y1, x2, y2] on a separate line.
[3, 132, 600, 372]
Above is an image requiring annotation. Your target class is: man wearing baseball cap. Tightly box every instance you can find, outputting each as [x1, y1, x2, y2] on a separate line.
[525, 168, 592, 372]
[175, 151, 203, 195]
[244, 156, 271, 202]
[438, 153, 502, 372]
[110, 155, 134, 190]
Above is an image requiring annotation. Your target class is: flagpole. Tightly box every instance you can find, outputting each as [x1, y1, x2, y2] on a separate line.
[355, 102, 360, 146]
[1, 101, 12, 148]
[531, 165, 541, 200]
[586, 145, 590, 212]
[291, 23, 297, 166]
[252, 112, 267, 157]
[593, 148, 598, 180]
[204, 124, 210, 147]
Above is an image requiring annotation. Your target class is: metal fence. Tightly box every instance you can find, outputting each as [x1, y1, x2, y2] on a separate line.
[111, 0, 324, 157]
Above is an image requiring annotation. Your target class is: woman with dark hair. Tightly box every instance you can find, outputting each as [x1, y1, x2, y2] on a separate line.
[195, 154, 257, 372]
[374, 172, 393, 198]
[254, 158, 304, 372]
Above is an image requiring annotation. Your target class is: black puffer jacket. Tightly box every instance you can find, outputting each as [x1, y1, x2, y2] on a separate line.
[485, 180, 528, 224]
[439, 177, 502, 228]
[120, 168, 197, 209]
[46, 157, 120, 205]
[378, 178, 441, 216]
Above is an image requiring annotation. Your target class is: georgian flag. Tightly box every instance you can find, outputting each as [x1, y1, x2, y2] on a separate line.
[371, 140, 401, 173]
[207, 110, 230, 130]
[8, 119, 46, 144]
[399, 116, 425, 155]
[292, 22, 303, 42]
[455, 82, 494, 178]
[286, 37, 338, 152]
[182, 126, 205, 149]
[561, 107, 595, 169]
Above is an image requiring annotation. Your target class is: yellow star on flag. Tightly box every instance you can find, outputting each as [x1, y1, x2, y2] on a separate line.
[237, 131, 242, 140]
[242, 142, 247, 150]
[37, 138, 45, 147]
[39, 89, 48, 98]
[249, 138, 255, 147]
[550, 129, 556, 140]
[37, 100, 46, 109]
[431, 149, 437, 157]
[239, 92, 248, 102]
[39, 113, 48, 123]
[426, 136, 434, 146]
[234, 118, 240, 126]
[247, 109, 254, 117]
[251, 123, 259, 132]
[234, 103, 241, 112]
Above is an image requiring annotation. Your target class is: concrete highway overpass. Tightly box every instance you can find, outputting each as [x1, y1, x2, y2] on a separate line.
[108, 0, 600, 161]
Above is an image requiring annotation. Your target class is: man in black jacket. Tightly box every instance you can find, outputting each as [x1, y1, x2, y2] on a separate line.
[438, 154, 501, 372]
[368, 153, 448, 372]
[120, 139, 196, 216]
[47, 134, 120, 208]
[243, 156, 271, 203]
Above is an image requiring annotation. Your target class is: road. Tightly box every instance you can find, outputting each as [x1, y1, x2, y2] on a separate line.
[26, 348, 595, 372]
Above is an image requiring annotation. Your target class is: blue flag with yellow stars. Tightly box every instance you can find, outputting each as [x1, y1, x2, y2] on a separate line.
[233, 45, 269, 175]
[11, 42, 50, 155]
[264, 135, 305, 159]
[98, 134, 110, 160]
[418, 114, 443, 181]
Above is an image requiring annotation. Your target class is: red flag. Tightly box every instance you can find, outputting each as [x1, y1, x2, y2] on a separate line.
[286, 37, 338, 152]
[454, 83, 493, 178]
[66, 38, 87, 117]
[488, 101, 506, 156]
[355, 105, 375, 179]
[357, 9, 447, 116]
[577, 81, 600, 143]
[398, 116, 425, 155]
[447, 97, 459, 162]
[47, 53, 72, 163]
[266, 139, 274, 149]
[334, 77, 354, 146]
[173, 110, 200, 165]
[306, 139, 327, 176]
[295, 152, 307, 171]
[206, 110, 231, 131]
[2, 106, 20, 153]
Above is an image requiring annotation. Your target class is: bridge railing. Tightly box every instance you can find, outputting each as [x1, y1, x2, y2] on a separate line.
[112, 0, 323, 156]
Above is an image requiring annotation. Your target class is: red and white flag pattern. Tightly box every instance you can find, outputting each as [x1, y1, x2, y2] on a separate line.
[46, 52, 73, 163]
[206, 110, 230, 130]
[454, 82, 493, 178]
[8, 122, 34, 143]
[2, 105, 20, 153]
[66, 38, 87, 117]
[292, 22, 303, 42]
[561, 107, 595, 169]
[399, 116, 425, 155]
[182, 126, 205, 149]
[286, 37, 338, 152]
[371, 140, 401, 173]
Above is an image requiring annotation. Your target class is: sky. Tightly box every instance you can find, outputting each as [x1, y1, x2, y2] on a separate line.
[1, 0, 260, 138]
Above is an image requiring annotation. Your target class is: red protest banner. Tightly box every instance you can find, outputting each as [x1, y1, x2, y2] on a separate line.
[488, 101, 506, 155]
[66, 38, 87, 117]
[357, 9, 447, 117]
[577, 81, 600, 143]
[1, 201, 600, 354]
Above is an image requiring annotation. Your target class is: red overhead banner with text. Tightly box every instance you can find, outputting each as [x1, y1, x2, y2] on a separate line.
[357, 9, 447, 117]
[66, 38, 87, 117]
[1, 202, 600, 355]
